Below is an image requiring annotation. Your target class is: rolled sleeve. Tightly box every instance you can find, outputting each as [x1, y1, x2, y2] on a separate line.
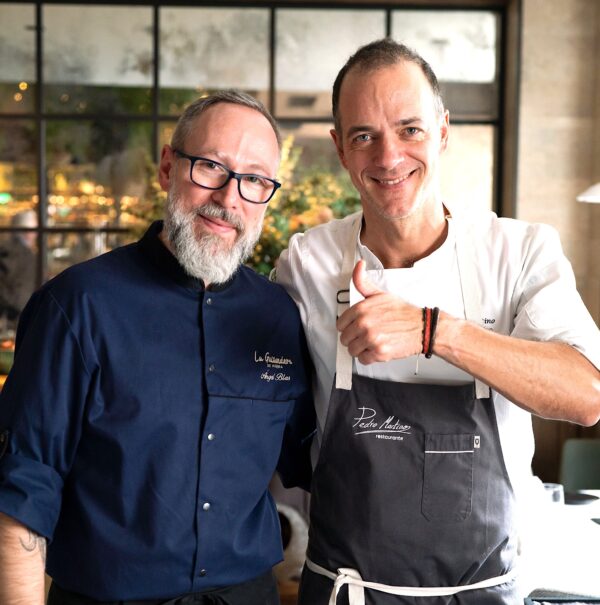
[0, 288, 94, 539]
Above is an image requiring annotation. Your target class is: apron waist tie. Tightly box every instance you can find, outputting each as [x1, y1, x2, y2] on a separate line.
[306, 557, 517, 605]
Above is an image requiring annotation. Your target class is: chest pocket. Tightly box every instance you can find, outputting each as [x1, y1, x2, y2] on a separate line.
[421, 433, 475, 522]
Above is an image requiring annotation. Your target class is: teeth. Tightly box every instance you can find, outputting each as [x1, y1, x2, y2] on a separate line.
[378, 173, 411, 185]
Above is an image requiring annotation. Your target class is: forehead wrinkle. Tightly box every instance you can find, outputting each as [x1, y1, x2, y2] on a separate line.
[196, 148, 273, 177]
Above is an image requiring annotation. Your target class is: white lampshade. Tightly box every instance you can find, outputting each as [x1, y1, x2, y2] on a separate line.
[576, 182, 600, 203]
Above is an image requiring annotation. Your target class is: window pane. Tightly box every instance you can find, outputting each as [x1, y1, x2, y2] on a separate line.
[46, 231, 135, 281]
[43, 5, 153, 114]
[440, 124, 495, 212]
[46, 120, 153, 229]
[276, 9, 386, 118]
[159, 8, 269, 115]
[159, 121, 178, 155]
[0, 119, 37, 226]
[0, 229, 37, 334]
[0, 4, 36, 114]
[392, 10, 498, 119]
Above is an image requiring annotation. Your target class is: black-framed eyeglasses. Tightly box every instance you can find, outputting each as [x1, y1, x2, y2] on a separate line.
[173, 149, 281, 204]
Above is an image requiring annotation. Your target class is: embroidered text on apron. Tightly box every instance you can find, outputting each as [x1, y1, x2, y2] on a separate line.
[300, 215, 520, 605]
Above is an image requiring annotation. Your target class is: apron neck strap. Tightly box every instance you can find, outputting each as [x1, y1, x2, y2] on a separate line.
[335, 215, 363, 390]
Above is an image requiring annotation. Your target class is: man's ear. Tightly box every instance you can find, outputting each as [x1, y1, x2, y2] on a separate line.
[158, 145, 175, 191]
[440, 110, 450, 153]
[330, 128, 348, 169]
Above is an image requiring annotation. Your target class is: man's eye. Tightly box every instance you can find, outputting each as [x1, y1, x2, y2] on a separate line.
[405, 127, 420, 136]
[354, 134, 371, 143]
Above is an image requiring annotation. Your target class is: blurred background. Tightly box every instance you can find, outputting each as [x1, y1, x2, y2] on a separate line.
[0, 0, 598, 486]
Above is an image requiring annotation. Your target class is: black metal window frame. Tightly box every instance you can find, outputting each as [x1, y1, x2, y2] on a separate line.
[0, 0, 518, 288]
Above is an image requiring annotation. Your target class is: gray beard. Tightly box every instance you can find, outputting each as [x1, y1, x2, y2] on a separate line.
[163, 192, 263, 285]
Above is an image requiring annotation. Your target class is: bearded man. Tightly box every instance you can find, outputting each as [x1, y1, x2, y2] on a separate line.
[0, 90, 314, 605]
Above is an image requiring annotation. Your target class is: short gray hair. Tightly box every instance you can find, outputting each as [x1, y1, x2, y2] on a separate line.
[171, 90, 281, 151]
[332, 38, 445, 133]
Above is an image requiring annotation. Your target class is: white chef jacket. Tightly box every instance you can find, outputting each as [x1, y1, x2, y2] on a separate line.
[275, 206, 600, 507]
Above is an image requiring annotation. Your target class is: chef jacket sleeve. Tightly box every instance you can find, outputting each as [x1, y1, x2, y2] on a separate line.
[0, 287, 95, 539]
[511, 223, 600, 370]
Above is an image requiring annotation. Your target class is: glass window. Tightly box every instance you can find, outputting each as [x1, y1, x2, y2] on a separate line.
[392, 10, 499, 119]
[43, 5, 153, 114]
[0, 3, 36, 114]
[275, 9, 386, 118]
[440, 124, 495, 212]
[0, 229, 38, 334]
[159, 8, 270, 116]
[46, 120, 153, 229]
[46, 231, 135, 281]
[0, 119, 37, 226]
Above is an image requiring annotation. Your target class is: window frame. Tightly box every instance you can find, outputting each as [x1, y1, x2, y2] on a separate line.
[0, 0, 521, 290]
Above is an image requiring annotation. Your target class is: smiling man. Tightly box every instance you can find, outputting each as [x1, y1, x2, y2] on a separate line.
[0, 91, 314, 605]
[275, 39, 600, 604]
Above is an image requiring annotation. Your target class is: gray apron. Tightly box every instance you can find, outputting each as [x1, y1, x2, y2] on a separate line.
[299, 216, 520, 605]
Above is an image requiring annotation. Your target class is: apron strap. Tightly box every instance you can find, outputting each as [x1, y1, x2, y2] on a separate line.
[335, 215, 362, 390]
[454, 219, 491, 399]
[306, 558, 517, 604]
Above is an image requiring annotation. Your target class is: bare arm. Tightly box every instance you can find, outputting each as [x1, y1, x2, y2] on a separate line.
[0, 512, 46, 605]
[435, 314, 600, 426]
[338, 261, 600, 426]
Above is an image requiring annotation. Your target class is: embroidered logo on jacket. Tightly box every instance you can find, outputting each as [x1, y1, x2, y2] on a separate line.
[255, 351, 292, 382]
[352, 407, 411, 441]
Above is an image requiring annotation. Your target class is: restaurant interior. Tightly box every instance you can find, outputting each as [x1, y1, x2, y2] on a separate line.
[0, 0, 599, 603]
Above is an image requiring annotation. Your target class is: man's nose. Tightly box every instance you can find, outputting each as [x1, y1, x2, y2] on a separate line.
[212, 177, 241, 209]
[373, 134, 405, 170]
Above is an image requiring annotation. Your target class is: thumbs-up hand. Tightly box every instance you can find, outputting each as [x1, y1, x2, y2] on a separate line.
[352, 259, 381, 299]
[336, 260, 423, 364]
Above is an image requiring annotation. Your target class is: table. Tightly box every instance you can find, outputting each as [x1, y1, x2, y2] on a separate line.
[521, 485, 600, 597]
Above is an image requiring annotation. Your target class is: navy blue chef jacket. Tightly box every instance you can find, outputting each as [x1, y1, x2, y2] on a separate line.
[0, 221, 315, 600]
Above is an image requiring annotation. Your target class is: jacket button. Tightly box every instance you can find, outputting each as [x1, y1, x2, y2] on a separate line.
[206, 298, 212, 305]
[200, 569, 207, 577]
[202, 502, 211, 511]
[208, 364, 215, 372]
[207, 433, 215, 441]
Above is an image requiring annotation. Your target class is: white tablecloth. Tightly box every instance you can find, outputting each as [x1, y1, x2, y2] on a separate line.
[520, 482, 600, 597]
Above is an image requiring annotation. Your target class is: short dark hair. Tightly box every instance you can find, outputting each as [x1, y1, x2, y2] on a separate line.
[171, 89, 281, 151]
[332, 38, 444, 133]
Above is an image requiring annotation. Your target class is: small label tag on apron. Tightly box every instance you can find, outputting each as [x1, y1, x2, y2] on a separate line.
[474, 435, 481, 449]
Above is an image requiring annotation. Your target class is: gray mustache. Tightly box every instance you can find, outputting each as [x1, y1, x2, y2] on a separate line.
[195, 203, 244, 233]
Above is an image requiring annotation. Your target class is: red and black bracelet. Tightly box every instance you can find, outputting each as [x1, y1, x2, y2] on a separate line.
[421, 306, 440, 359]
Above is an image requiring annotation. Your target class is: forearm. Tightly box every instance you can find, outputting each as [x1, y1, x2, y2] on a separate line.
[434, 312, 600, 425]
[0, 512, 46, 605]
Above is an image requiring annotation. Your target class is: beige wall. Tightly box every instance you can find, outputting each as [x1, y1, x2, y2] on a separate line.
[517, 0, 600, 476]
[517, 0, 600, 324]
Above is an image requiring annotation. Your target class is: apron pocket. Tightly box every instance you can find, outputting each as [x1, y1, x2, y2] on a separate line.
[421, 433, 474, 522]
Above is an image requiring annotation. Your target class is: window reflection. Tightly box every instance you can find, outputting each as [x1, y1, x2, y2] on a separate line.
[159, 8, 269, 115]
[392, 10, 499, 120]
[275, 9, 386, 118]
[441, 124, 495, 212]
[0, 3, 36, 114]
[0, 119, 37, 227]
[46, 120, 153, 229]
[43, 5, 153, 114]
[0, 221, 37, 338]
[46, 231, 135, 281]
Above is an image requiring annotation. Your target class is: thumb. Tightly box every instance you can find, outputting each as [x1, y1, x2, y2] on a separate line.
[352, 260, 381, 299]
